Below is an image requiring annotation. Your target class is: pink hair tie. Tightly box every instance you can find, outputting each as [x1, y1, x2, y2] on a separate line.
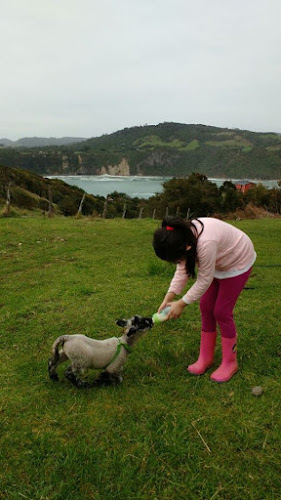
[166, 226, 174, 231]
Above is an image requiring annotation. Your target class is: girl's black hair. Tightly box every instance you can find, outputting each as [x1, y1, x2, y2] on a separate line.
[152, 216, 204, 278]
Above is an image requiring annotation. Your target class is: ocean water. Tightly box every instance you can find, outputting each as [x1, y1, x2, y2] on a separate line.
[47, 175, 279, 199]
[48, 175, 170, 199]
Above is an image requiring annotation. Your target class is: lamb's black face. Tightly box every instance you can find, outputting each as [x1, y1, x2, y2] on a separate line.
[116, 315, 153, 338]
[130, 315, 153, 332]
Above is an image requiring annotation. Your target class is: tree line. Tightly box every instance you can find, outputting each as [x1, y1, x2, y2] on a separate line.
[79, 173, 281, 219]
[1, 170, 281, 219]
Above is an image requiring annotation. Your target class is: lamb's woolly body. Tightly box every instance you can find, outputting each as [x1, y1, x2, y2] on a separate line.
[54, 334, 128, 372]
[48, 315, 153, 387]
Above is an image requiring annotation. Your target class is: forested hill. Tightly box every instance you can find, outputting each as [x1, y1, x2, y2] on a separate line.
[0, 137, 87, 148]
[0, 122, 280, 179]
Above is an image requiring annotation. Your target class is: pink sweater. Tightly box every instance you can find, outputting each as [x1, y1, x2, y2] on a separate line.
[168, 218, 256, 305]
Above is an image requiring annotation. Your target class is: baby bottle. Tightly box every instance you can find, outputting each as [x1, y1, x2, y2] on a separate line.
[152, 306, 171, 324]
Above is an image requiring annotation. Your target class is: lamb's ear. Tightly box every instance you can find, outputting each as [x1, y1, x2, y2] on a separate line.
[127, 327, 137, 337]
[116, 319, 127, 328]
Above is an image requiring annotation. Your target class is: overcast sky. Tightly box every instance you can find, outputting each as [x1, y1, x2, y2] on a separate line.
[1, 0, 281, 140]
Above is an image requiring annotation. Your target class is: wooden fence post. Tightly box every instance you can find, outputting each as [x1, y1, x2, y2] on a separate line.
[138, 207, 144, 219]
[122, 202, 127, 219]
[152, 208, 156, 220]
[77, 192, 86, 216]
[103, 199, 108, 219]
[48, 186, 54, 217]
[2, 182, 12, 216]
[6, 183, 11, 214]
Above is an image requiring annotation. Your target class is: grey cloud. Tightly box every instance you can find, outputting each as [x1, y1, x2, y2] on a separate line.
[1, 0, 281, 139]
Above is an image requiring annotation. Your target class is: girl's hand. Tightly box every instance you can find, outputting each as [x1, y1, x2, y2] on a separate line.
[157, 300, 169, 313]
[157, 292, 176, 313]
[166, 299, 186, 319]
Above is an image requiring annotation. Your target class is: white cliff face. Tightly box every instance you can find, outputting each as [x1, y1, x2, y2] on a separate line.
[56, 154, 131, 176]
[97, 158, 130, 176]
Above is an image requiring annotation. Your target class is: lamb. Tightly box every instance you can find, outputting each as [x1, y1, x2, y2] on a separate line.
[48, 315, 153, 387]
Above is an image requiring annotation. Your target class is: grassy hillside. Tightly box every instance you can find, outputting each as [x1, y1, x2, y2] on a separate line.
[0, 217, 280, 499]
[0, 164, 104, 216]
[0, 122, 281, 179]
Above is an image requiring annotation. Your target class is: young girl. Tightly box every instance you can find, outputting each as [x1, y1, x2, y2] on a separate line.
[153, 217, 256, 383]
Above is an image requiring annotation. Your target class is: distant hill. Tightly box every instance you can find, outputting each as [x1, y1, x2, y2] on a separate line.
[0, 137, 88, 148]
[0, 123, 280, 179]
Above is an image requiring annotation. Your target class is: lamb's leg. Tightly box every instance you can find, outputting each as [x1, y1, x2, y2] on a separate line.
[48, 352, 68, 381]
[64, 364, 91, 388]
[94, 371, 123, 386]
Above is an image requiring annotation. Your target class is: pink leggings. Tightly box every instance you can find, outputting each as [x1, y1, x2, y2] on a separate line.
[200, 268, 252, 338]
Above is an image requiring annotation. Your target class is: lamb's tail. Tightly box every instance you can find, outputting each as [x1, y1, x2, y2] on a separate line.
[48, 335, 69, 381]
[51, 335, 69, 360]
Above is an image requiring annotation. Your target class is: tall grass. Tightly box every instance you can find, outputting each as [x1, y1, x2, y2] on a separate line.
[0, 217, 280, 499]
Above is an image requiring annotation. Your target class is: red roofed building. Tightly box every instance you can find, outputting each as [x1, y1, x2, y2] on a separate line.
[235, 180, 256, 193]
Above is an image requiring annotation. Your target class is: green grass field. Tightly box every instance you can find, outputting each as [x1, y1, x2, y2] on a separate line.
[0, 217, 280, 500]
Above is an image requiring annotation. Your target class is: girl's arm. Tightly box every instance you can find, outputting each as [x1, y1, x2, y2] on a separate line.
[182, 240, 218, 304]
[167, 260, 189, 296]
[158, 261, 188, 315]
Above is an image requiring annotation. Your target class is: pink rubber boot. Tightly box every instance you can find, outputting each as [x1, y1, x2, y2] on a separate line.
[188, 331, 217, 375]
[210, 336, 238, 382]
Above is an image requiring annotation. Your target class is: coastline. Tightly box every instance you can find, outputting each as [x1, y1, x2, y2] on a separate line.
[47, 174, 280, 182]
